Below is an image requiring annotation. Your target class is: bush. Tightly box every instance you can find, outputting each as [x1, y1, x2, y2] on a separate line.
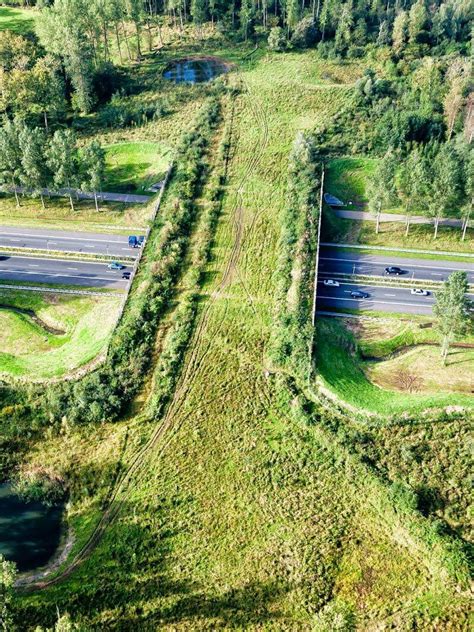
[268, 27, 287, 52]
[291, 17, 318, 49]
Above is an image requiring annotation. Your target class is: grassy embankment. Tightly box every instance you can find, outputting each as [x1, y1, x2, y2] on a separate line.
[316, 316, 473, 415]
[0, 289, 121, 379]
[323, 156, 473, 252]
[15, 44, 472, 630]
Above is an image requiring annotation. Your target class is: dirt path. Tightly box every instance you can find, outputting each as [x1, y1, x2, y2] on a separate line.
[17, 73, 271, 593]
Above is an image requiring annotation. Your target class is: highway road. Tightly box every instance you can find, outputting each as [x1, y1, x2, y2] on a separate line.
[317, 281, 474, 315]
[319, 247, 474, 284]
[0, 254, 130, 289]
[0, 226, 143, 258]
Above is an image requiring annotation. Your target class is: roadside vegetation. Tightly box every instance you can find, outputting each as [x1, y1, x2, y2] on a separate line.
[0, 0, 472, 629]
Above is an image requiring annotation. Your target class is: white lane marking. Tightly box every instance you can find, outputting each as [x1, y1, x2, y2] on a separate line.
[432, 273, 442, 276]
[318, 296, 432, 308]
[385, 293, 396, 297]
[8, 238, 21, 242]
[67, 267, 78, 271]
[0, 254, 126, 266]
[319, 256, 473, 272]
[0, 269, 123, 283]
[28, 264, 39, 267]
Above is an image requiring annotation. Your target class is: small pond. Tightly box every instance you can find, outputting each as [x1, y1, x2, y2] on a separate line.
[0, 483, 63, 572]
[163, 57, 229, 83]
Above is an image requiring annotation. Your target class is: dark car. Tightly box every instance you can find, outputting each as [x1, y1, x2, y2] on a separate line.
[385, 266, 405, 275]
[122, 271, 131, 280]
[137, 235, 145, 247]
[350, 290, 369, 299]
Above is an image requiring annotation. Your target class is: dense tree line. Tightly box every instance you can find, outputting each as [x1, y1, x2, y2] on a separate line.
[368, 140, 473, 238]
[0, 119, 105, 210]
[3, 1, 471, 115]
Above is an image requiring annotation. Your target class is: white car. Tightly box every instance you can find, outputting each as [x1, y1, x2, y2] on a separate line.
[323, 279, 340, 287]
[411, 288, 429, 296]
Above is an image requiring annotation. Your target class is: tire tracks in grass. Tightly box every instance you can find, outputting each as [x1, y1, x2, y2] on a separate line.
[18, 85, 268, 592]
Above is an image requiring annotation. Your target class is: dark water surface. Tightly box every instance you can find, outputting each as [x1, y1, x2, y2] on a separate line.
[163, 58, 228, 83]
[0, 483, 63, 571]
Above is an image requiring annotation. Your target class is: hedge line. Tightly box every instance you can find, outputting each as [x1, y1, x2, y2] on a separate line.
[270, 132, 322, 382]
[147, 97, 234, 419]
[30, 95, 223, 426]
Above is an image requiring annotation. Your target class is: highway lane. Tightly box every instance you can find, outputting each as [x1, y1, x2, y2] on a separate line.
[0, 254, 130, 289]
[317, 281, 474, 315]
[319, 247, 474, 284]
[0, 226, 143, 258]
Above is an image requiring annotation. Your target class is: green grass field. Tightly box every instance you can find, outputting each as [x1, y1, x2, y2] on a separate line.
[104, 141, 172, 193]
[12, 39, 473, 631]
[0, 6, 36, 33]
[0, 289, 121, 379]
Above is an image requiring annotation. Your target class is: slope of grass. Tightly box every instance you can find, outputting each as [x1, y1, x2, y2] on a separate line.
[0, 6, 36, 34]
[104, 142, 172, 193]
[315, 317, 473, 414]
[0, 194, 153, 232]
[0, 290, 121, 379]
[13, 41, 472, 630]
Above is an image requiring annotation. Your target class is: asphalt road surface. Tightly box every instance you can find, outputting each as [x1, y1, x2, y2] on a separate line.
[0, 254, 130, 289]
[317, 281, 474, 315]
[0, 226, 143, 258]
[319, 247, 474, 284]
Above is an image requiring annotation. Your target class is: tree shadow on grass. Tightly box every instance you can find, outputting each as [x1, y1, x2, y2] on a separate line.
[16, 497, 288, 630]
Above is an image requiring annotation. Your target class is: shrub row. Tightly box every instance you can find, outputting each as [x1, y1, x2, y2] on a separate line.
[270, 132, 322, 383]
[31, 96, 223, 427]
[147, 97, 234, 419]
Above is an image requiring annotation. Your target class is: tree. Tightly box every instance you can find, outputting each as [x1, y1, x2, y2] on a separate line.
[428, 143, 463, 238]
[80, 140, 106, 211]
[47, 129, 80, 211]
[408, 0, 429, 45]
[0, 118, 24, 207]
[19, 126, 51, 209]
[433, 271, 472, 364]
[36, 0, 95, 113]
[126, 0, 144, 58]
[395, 148, 429, 235]
[461, 146, 473, 241]
[240, 0, 253, 40]
[0, 554, 16, 632]
[334, 0, 353, 55]
[368, 149, 398, 233]
[286, 0, 300, 36]
[191, 0, 206, 35]
[29, 56, 65, 131]
[392, 10, 408, 55]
